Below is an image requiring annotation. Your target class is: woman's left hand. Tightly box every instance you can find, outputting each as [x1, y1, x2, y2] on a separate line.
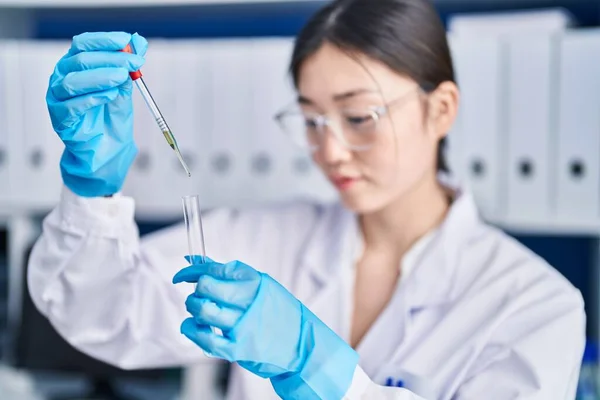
[173, 256, 359, 399]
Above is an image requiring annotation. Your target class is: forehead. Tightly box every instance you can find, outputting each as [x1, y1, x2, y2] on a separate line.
[297, 42, 414, 100]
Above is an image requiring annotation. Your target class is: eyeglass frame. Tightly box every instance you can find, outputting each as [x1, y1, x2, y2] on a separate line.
[273, 83, 434, 152]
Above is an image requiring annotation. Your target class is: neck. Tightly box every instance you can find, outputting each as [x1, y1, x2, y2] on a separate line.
[359, 173, 450, 259]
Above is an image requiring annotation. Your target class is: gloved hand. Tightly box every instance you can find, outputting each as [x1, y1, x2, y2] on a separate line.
[173, 257, 360, 400]
[46, 31, 148, 197]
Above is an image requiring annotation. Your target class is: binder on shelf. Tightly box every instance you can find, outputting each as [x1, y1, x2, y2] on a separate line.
[555, 29, 600, 221]
[13, 41, 67, 211]
[247, 38, 296, 205]
[505, 34, 554, 223]
[448, 34, 504, 220]
[203, 39, 253, 208]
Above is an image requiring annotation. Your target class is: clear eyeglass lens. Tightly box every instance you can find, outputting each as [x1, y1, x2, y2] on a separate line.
[340, 109, 379, 148]
[277, 109, 379, 150]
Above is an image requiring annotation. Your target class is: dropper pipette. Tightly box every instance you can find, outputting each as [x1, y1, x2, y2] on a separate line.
[122, 44, 191, 177]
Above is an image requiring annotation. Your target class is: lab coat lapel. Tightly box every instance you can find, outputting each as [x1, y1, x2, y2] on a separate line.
[354, 223, 440, 378]
[402, 191, 479, 312]
[354, 277, 410, 378]
[292, 203, 359, 338]
[372, 191, 482, 385]
[359, 235, 452, 385]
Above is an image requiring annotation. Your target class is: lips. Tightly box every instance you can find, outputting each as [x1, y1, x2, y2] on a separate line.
[331, 176, 359, 190]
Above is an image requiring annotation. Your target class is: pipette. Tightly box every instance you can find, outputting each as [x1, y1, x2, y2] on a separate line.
[122, 44, 191, 177]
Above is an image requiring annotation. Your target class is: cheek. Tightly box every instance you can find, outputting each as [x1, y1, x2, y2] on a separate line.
[311, 151, 326, 170]
[367, 117, 434, 184]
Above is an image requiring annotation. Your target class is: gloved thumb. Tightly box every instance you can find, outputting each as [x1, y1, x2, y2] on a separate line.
[130, 33, 148, 57]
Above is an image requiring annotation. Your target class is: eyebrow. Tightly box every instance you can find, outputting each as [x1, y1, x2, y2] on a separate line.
[297, 88, 379, 105]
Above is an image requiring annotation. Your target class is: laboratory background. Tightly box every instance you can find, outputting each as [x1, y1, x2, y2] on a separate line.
[0, 0, 599, 399]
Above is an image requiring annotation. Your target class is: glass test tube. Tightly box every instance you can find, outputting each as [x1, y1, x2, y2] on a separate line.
[182, 195, 207, 265]
[181, 195, 223, 338]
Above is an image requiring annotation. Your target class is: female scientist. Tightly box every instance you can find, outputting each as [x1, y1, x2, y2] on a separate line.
[29, 0, 585, 398]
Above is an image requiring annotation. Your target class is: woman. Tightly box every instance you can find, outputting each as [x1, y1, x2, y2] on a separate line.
[29, 0, 585, 399]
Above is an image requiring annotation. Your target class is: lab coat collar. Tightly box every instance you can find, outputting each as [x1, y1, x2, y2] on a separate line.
[402, 185, 481, 310]
[299, 174, 481, 297]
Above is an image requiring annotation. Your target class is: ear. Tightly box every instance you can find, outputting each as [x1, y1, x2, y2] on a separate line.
[425, 81, 460, 140]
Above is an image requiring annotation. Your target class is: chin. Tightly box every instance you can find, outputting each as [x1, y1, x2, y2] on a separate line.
[338, 192, 385, 214]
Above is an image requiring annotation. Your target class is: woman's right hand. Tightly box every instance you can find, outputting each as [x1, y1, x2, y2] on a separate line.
[46, 31, 148, 197]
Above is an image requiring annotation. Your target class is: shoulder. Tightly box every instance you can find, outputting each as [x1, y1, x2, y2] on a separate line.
[438, 187, 584, 322]
[464, 224, 581, 300]
[453, 222, 585, 345]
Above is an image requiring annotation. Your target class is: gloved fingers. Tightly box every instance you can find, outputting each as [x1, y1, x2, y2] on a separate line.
[195, 274, 260, 310]
[222, 260, 262, 281]
[180, 318, 235, 362]
[174, 260, 259, 283]
[48, 87, 122, 132]
[185, 295, 243, 331]
[57, 51, 145, 76]
[50, 67, 130, 101]
[69, 31, 136, 54]
[173, 262, 226, 284]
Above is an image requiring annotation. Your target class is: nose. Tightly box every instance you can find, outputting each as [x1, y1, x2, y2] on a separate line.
[318, 124, 352, 165]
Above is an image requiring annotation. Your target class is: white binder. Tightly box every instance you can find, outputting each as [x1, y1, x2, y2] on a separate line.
[203, 39, 253, 209]
[555, 29, 600, 221]
[12, 41, 67, 211]
[448, 35, 504, 220]
[505, 34, 554, 223]
[246, 37, 296, 205]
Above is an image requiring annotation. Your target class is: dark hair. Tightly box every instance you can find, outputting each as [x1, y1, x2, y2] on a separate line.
[290, 0, 454, 173]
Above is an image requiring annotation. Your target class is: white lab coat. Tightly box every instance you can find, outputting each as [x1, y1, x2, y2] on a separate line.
[27, 182, 585, 400]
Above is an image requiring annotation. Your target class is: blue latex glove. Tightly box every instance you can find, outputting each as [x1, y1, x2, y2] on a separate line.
[46, 31, 148, 197]
[173, 257, 359, 400]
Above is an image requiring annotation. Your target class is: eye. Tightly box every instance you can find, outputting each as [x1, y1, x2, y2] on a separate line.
[302, 115, 325, 135]
[347, 115, 372, 125]
[304, 117, 319, 129]
[344, 111, 377, 131]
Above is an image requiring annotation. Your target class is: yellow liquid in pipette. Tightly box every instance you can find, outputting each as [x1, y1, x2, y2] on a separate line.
[162, 130, 192, 177]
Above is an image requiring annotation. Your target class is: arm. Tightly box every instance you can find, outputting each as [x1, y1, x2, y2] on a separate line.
[173, 260, 429, 400]
[31, 30, 244, 370]
[27, 187, 235, 369]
